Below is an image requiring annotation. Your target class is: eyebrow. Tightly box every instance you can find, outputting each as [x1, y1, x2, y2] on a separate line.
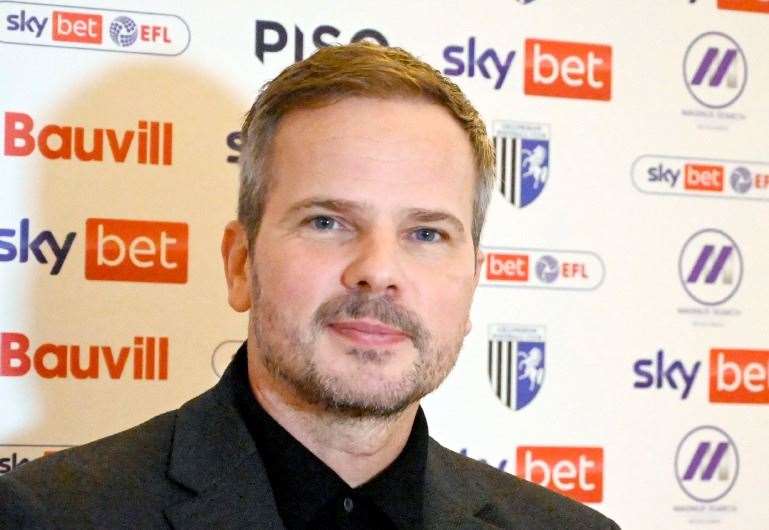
[283, 198, 369, 220]
[404, 208, 466, 235]
[283, 197, 466, 235]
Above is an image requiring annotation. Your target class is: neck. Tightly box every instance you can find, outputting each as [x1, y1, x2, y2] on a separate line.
[246, 347, 419, 488]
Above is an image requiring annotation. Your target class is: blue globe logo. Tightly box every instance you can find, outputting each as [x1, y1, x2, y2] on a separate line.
[730, 166, 752, 194]
[110, 16, 138, 47]
[535, 255, 559, 283]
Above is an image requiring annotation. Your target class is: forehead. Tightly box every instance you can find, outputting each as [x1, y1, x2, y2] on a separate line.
[266, 96, 476, 215]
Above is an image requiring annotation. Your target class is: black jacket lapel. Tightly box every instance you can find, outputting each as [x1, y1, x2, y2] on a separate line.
[162, 359, 285, 529]
[423, 439, 535, 530]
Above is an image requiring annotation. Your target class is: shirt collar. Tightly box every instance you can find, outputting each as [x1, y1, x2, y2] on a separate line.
[230, 342, 428, 529]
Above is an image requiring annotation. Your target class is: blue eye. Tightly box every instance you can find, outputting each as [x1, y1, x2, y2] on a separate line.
[311, 216, 337, 230]
[413, 228, 441, 242]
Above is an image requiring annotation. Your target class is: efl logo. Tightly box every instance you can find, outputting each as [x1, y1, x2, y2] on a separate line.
[492, 121, 549, 207]
[85, 218, 188, 284]
[516, 446, 604, 503]
[675, 425, 739, 503]
[0, 332, 169, 380]
[3, 112, 173, 165]
[710, 349, 769, 404]
[0, 445, 72, 475]
[0, 218, 76, 275]
[256, 20, 387, 64]
[481, 247, 604, 290]
[684, 164, 724, 192]
[678, 229, 743, 306]
[487, 324, 545, 411]
[718, 0, 769, 13]
[0, 3, 189, 55]
[684, 32, 747, 109]
[443, 37, 516, 90]
[524, 38, 612, 101]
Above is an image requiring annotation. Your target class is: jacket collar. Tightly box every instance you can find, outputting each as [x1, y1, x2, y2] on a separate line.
[163, 355, 284, 529]
[161, 345, 511, 529]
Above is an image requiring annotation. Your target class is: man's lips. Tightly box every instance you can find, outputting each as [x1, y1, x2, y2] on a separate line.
[327, 320, 410, 347]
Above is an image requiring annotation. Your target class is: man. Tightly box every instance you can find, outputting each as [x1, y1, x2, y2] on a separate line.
[0, 43, 620, 529]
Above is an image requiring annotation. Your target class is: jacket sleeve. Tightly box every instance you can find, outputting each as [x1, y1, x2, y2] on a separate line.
[0, 474, 52, 530]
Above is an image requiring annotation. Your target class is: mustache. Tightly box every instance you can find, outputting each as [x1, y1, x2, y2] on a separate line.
[313, 293, 430, 351]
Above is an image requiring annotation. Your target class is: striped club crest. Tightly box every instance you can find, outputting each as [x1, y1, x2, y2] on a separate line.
[492, 121, 550, 208]
[487, 324, 545, 410]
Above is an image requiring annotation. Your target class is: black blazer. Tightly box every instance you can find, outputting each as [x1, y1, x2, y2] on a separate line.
[0, 360, 620, 529]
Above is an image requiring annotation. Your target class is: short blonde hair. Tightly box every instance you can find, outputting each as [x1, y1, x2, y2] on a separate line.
[239, 42, 495, 248]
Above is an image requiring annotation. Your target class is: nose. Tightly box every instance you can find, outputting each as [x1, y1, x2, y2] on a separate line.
[341, 230, 403, 297]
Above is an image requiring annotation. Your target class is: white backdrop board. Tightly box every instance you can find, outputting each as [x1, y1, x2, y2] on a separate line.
[2, 1, 768, 528]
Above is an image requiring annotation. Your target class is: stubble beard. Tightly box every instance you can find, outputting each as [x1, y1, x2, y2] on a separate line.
[250, 278, 465, 419]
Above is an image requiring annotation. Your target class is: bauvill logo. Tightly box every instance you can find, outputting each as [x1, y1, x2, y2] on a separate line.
[0, 2, 189, 55]
[3, 112, 174, 165]
[0, 332, 169, 379]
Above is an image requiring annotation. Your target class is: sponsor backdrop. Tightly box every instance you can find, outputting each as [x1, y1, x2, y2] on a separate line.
[1, 0, 767, 528]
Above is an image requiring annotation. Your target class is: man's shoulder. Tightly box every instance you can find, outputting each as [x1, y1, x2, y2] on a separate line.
[0, 410, 186, 528]
[6, 409, 177, 487]
[430, 440, 620, 530]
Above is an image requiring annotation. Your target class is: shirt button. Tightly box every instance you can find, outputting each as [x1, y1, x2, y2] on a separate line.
[343, 497, 354, 513]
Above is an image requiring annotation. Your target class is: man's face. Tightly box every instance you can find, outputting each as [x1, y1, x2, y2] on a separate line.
[247, 96, 480, 417]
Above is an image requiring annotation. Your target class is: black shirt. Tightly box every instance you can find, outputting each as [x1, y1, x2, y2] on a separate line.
[230, 343, 428, 530]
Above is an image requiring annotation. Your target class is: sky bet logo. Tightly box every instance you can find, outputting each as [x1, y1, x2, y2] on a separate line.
[4, 112, 173, 165]
[718, 0, 769, 13]
[255, 20, 387, 64]
[631, 155, 769, 201]
[524, 38, 612, 101]
[633, 348, 769, 404]
[481, 246, 604, 291]
[1, 217, 188, 282]
[0, 333, 169, 380]
[0, 219, 75, 275]
[0, 3, 189, 55]
[443, 37, 516, 90]
[516, 446, 604, 503]
[1, 445, 72, 475]
[85, 218, 188, 283]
